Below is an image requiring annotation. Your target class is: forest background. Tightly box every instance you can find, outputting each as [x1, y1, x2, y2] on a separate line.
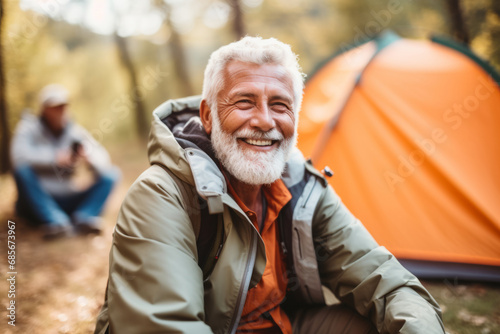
[0, 0, 499, 333]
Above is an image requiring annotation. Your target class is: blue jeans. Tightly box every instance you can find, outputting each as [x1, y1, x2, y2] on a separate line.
[13, 165, 119, 226]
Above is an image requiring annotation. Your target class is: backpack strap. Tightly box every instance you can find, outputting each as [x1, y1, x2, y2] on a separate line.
[200, 214, 224, 279]
[281, 158, 328, 309]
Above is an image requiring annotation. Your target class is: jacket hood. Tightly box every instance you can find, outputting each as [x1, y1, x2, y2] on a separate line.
[148, 95, 211, 186]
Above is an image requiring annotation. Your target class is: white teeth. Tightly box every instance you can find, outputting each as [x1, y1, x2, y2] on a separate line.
[245, 139, 273, 146]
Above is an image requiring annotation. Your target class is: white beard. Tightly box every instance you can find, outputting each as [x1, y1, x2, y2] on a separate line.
[210, 110, 296, 186]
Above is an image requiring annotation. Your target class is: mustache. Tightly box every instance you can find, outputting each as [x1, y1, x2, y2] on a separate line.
[233, 128, 284, 141]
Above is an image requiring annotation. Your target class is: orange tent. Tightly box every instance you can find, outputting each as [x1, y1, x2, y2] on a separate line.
[298, 31, 500, 281]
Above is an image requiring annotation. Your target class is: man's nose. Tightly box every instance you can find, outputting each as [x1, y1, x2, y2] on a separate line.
[249, 104, 275, 132]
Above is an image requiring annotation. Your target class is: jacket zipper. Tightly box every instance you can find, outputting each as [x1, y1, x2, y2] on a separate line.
[227, 229, 257, 334]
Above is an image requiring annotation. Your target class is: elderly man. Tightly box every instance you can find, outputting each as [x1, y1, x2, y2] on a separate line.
[95, 37, 444, 333]
[11, 84, 119, 238]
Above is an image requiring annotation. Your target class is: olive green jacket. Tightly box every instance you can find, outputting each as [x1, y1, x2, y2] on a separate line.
[95, 96, 445, 334]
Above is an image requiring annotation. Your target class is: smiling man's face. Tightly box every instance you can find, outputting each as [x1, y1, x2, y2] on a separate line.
[205, 61, 297, 185]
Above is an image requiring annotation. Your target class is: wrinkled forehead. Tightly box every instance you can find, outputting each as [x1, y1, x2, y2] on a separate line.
[225, 60, 292, 79]
[221, 61, 294, 96]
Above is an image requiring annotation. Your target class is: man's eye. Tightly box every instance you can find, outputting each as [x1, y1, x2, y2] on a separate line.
[272, 102, 290, 111]
[235, 100, 253, 108]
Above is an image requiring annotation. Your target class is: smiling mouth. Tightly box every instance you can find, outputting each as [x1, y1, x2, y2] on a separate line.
[241, 138, 277, 146]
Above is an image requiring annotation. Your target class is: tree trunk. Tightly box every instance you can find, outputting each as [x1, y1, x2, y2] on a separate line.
[446, 0, 470, 44]
[229, 0, 245, 40]
[167, 20, 194, 97]
[0, 0, 11, 174]
[155, 1, 194, 97]
[114, 33, 149, 140]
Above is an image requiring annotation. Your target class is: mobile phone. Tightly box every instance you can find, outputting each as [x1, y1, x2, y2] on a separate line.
[71, 141, 82, 156]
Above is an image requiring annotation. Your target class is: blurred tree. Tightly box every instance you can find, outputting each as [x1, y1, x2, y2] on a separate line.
[0, 0, 10, 174]
[229, 0, 246, 39]
[155, 0, 194, 97]
[490, 1, 500, 70]
[461, 0, 500, 70]
[446, 0, 470, 44]
[114, 33, 149, 140]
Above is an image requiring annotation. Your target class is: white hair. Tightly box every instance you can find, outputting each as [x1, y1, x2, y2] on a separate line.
[202, 36, 306, 116]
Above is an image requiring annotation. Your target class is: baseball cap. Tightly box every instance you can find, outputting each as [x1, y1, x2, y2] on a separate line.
[39, 84, 69, 109]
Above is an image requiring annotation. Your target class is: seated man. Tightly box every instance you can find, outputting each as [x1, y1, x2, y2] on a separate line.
[11, 84, 119, 238]
[95, 37, 445, 333]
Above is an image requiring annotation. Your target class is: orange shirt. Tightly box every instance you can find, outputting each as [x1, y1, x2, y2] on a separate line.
[226, 179, 293, 334]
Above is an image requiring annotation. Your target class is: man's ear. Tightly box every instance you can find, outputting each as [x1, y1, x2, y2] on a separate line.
[199, 99, 212, 135]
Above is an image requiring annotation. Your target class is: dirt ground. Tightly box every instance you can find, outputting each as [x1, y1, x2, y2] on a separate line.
[1, 142, 499, 334]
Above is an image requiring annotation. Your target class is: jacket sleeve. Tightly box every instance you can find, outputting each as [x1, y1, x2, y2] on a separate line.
[107, 165, 213, 334]
[312, 185, 445, 334]
[11, 117, 57, 169]
[75, 125, 113, 175]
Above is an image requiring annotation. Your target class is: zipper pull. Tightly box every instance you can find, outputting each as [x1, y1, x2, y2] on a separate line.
[215, 242, 223, 260]
[281, 241, 287, 255]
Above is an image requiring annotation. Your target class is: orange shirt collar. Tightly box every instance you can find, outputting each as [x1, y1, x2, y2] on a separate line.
[224, 173, 292, 229]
